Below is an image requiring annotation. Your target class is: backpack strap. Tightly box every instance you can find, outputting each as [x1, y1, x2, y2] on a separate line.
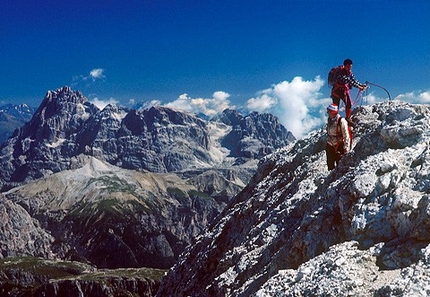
[336, 116, 342, 134]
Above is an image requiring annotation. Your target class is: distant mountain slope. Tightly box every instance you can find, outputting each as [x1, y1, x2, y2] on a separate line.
[0, 257, 163, 296]
[0, 103, 35, 145]
[157, 101, 430, 296]
[3, 156, 224, 269]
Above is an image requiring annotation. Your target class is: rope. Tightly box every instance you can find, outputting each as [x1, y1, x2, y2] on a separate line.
[351, 90, 363, 107]
[365, 81, 392, 101]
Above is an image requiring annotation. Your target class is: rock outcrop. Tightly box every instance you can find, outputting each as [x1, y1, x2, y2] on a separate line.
[0, 196, 54, 259]
[157, 101, 430, 296]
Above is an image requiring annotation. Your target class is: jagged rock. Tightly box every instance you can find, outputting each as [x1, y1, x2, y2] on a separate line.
[217, 110, 295, 159]
[0, 196, 54, 259]
[157, 101, 430, 296]
[256, 241, 430, 297]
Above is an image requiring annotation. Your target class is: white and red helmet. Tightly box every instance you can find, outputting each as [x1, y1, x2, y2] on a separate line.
[327, 103, 338, 113]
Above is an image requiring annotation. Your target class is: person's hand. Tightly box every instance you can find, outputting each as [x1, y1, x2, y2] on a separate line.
[359, 84, 368, 91]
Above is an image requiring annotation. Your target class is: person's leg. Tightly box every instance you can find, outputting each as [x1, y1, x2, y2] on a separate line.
[334, 144, 345, 167]
[345, 92, 352, 119]
[326, 144, 336, 170]
[331, 95, 340, 106]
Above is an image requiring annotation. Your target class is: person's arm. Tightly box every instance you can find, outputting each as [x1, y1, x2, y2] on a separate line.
[339, 72, 367, 90]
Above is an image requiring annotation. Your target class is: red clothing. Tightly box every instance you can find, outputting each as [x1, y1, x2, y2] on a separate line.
[331, 67, 364, 119]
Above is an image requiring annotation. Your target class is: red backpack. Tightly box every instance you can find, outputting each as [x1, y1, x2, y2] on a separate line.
[328, 65, 344, 87]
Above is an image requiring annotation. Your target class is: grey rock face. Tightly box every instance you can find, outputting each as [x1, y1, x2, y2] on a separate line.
[0, 195, 54, 259]
[157, 101, 430, 296]
[216, 109, 295, 159]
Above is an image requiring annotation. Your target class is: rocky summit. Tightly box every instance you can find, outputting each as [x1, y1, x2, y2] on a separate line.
[157, 100, 430, 296]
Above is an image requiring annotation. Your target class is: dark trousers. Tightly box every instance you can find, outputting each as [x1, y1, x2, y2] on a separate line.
[332, 90, 352, 119]
[326, 142, 345, 170]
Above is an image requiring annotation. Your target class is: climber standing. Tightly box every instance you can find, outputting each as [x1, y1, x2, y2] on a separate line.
[325, 103, 351, 170]
[330, 59, 367, 125]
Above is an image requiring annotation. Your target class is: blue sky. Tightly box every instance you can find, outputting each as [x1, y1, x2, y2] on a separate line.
[1, 0, 429, 137]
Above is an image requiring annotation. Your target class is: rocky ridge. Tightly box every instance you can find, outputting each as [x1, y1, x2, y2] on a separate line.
[157, 100, 430, 296]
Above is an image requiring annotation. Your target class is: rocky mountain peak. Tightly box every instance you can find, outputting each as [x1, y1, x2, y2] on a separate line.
[37, 86, 87, 118]
[213, 109, 295, 159]
[146, 105, 206, 126]
[157, 100, 430, 296]
[20, 86, 95, 142]
[214, 109, 243, 126]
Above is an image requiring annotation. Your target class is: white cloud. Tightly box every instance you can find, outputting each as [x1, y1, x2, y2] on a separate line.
[361, 93, 380, 105]
[247, 93, 277, 112]
[165, 91, 232, 117]
[90, 97, 119, 110]
[72, 68, 106, 85]
[138, 100, 162, 110]
[89, 68, 105, 80]
[394, 90, 430, 104]
[246, 76, 327, 138]
[420, 92, 430, 103]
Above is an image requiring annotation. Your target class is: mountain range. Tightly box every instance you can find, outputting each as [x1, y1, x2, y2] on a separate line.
[0, 86, 294, 190]
[0, 86, 294, 295]
[4, 86, 429, 296]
